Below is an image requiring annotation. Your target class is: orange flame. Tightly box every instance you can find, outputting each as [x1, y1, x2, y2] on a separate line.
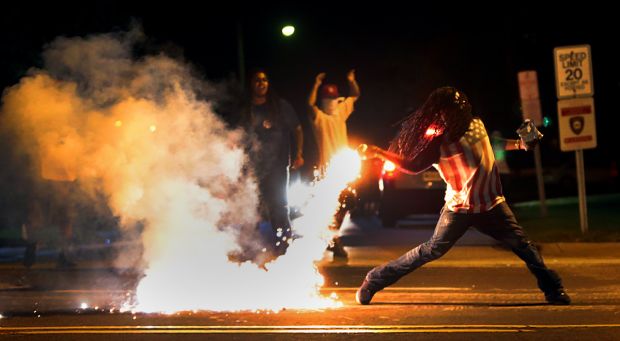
[383, 160, 396, 173]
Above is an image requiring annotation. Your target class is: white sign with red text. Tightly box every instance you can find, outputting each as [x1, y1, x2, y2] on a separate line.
[518, 70, 542, 125]
[557, 97, 597, 151]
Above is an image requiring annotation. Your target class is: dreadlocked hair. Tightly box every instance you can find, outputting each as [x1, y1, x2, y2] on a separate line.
[389, 87, 473, 159]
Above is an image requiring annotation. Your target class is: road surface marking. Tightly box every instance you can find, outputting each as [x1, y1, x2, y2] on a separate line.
[322, 287, 471, 291]
[343, 258, 620, 268]
[2, 324, 620, 335]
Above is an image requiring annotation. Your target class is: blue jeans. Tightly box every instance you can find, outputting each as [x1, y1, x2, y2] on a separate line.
[259, 165, 292, 255]
[365, 202, 564, 294]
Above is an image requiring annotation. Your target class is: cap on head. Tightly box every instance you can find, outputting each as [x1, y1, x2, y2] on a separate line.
[321, 84, 340, 98]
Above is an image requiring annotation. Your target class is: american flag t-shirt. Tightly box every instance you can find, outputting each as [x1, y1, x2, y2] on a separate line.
[434, 118, 505, 213]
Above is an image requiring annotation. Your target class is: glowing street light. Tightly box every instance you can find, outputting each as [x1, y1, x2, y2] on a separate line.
[281, 25, 295, 37]
[238, 22, 296, 85]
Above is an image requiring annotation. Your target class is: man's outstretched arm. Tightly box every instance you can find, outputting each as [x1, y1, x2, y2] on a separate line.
[359, 137, 442, 175]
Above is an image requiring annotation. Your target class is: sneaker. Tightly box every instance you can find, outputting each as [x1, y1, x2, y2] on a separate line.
[545, 289, 571, 305]
[355, 280, 377, 305]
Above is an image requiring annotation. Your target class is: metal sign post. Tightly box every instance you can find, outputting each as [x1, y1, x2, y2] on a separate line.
[554, 45, 596, 234]
[575, 149, 588, 233]
[518, 71, 547, 217]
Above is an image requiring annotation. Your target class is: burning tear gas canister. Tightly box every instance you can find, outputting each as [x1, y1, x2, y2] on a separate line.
[516, 119, 544, 151]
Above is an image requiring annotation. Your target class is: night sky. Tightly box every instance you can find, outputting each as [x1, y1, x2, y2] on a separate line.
[1, 2, 617, 176]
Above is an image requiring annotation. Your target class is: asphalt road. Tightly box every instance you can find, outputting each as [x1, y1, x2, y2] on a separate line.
[2, 242, 620, 340]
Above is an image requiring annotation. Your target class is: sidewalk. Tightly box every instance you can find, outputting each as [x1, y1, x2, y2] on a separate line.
[339, 214, 498, 247]
[2, 208, 619, 270]
[334, 214, 620, 267]
[330, 242, 620, 268]
[2, 241, 620, 270]
[2, 239, 620, 294]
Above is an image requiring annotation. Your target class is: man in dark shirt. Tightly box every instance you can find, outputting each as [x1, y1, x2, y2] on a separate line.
[244, 69, 303, 257]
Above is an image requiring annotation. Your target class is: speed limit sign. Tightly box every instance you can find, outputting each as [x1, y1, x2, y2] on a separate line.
[553, 44, 595, 235]
[554, 45, 593, 98]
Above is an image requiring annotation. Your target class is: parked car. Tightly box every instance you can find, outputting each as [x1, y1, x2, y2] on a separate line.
[378, 161, 446, 227]
[331, 157, 446, 228]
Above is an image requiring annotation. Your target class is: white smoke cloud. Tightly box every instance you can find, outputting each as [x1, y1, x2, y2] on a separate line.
[1, 26, 263, 292]
[1, 26, 354, 313]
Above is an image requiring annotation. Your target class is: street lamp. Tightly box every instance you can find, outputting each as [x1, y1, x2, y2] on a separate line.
[281, 25, 295, 37]
[237, 22, 296, 86]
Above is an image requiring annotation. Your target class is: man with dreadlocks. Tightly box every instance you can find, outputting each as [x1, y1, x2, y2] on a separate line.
[355, 86, 570, 305]
[241, 69, 304, 258]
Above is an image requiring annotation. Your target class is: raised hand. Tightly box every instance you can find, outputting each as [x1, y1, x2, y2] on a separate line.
[315, 72, 326, 85]
[347, 69, 356, 82]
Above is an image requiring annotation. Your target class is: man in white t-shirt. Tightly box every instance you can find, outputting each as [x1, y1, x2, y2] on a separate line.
[308, 69, 360, 167]
[307, 69, 360, 259]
